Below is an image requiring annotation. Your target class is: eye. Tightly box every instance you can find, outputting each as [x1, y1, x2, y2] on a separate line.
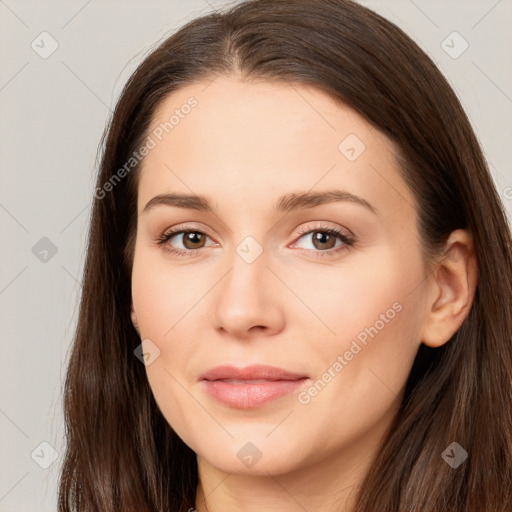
[155, 222, 355, 258]
[155, 225, 217, 257]
[292, 223, 354, 257]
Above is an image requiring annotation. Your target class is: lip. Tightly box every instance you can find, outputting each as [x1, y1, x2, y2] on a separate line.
[200, 364, 310, 409]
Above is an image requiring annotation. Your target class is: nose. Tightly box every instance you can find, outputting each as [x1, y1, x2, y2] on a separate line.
[212, 246, 285, 340]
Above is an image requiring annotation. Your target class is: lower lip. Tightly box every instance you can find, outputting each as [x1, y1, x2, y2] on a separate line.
[202, 378, 309, 408]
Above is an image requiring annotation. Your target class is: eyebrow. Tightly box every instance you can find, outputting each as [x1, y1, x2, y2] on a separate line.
[142, 189, 378, 216]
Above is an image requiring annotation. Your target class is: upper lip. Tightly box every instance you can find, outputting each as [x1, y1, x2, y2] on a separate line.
[200, 364, 308, 381]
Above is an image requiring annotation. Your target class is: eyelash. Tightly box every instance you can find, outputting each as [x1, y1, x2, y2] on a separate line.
[155, 223, 355, 258]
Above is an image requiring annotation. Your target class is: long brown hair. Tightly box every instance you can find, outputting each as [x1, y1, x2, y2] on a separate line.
[58, 0, 512, 510]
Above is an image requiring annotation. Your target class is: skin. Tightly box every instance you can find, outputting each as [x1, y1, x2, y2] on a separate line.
[130, 75, 477, 512]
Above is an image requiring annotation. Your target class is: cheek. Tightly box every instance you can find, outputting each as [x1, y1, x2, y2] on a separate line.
[294, 243, 425, 401]
[131, 247, 208, 341]
[286, 243, 423, 344]
[131, 253, 202, 444]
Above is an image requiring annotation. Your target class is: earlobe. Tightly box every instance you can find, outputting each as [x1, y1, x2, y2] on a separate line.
[130, 303, 141, 336]
[420, 229, 478, 348]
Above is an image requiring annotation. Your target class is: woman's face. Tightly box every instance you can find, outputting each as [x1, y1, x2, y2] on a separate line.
[130, 75, 430, 476]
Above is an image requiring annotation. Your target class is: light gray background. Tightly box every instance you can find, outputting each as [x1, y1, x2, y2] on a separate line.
[1, 0, 511, 510]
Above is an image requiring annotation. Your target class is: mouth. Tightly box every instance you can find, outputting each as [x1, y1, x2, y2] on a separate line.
[199, 364, 310, 409]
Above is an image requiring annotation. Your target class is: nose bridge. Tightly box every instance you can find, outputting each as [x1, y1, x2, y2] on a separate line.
[223, 222, 271, 292]
[213, 235, 283, 336]
[221, 240, 269, 308]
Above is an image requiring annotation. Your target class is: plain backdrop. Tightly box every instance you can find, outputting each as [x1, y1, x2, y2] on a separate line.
[1, 0, 511, 510]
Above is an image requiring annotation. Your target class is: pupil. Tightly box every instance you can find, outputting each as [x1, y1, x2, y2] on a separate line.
[314, 231, 335, 249]
[185, 232, 203, 248]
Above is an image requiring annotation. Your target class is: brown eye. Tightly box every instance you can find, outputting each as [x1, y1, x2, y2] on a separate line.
[310, 231, 337, 250]
[181, 231, 207, 249]
[156, 227, 215, 256]
[292, 224, 354, 258]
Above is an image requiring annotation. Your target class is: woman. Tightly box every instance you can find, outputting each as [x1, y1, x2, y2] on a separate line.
[58, 0, 512, 510]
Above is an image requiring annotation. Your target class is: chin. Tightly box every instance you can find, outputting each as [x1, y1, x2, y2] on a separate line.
[192, 432, 317, 476]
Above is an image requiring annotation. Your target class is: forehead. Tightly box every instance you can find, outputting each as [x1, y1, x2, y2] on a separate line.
[136, 75, 416, 221]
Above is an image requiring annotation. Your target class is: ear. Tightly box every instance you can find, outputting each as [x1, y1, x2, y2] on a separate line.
[420, 229, 478, 348]
[130, 302, 141, 336]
